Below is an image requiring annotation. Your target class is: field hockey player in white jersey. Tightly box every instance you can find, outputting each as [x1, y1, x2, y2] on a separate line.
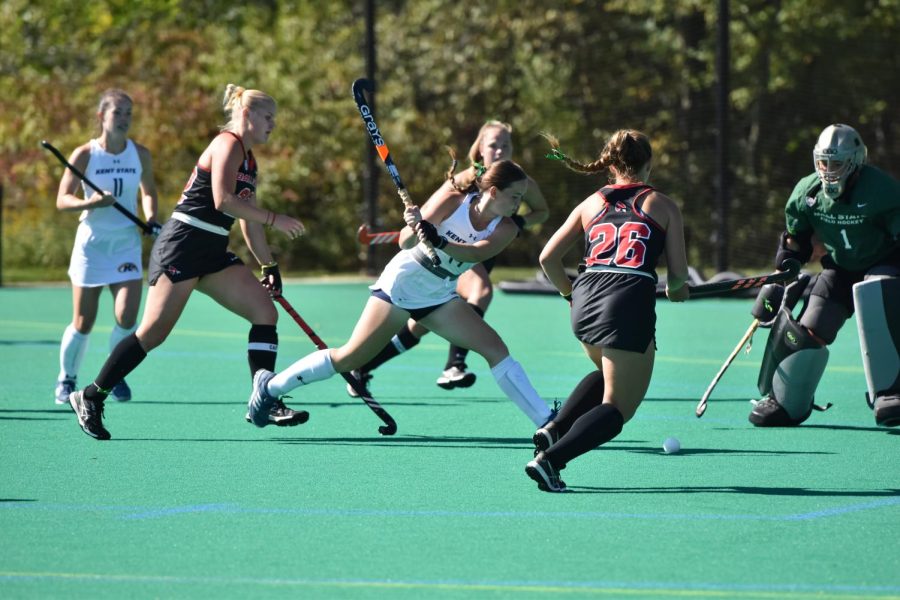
[248, 159, 554, 429]
[54, 89, 159, 406]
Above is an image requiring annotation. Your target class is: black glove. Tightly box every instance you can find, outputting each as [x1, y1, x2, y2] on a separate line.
[751, 283, 784, 326]
[511, 214, 526, 236]
[416, 220, 448, 249]
[774, 231, 812, 270]
[146, 220, 163, 237]
[260, 262, 282, 296]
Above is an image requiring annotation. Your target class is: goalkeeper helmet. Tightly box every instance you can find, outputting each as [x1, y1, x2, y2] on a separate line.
[813, 124, 867, 199]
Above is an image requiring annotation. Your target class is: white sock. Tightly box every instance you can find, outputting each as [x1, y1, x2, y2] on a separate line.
[491, 355, 552, 426]
[59, 324, 89, 382]
[267, 349, 336, 397]
[109, 324, 136, 353]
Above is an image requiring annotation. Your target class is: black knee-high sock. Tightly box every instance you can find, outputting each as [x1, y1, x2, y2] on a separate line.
[84, 333, 147, 400]
[545, 404, 624, 469]
[553, 370, 605, 436]
[248, 324, 278, 375]
[445, 304, 484, 369]
[360, 325, 420, 372]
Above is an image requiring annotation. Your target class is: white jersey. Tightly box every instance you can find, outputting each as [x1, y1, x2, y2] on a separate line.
[372, 193, 502, 309]
[79, 138, 143, 232]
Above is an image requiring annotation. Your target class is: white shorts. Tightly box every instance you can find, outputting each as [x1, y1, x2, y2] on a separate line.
[67, 223, 143, 287]
[371, 251, 459, 309]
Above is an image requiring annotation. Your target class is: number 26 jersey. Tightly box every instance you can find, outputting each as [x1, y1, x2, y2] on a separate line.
[581, 183, 666, 283]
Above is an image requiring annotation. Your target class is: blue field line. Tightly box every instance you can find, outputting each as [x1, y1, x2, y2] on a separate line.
[1, 570, 899, 597]
[2, 497, 898, 522]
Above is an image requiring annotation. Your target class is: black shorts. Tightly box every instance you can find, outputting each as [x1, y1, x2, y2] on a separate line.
[147, 220, 242, 285]
[570, 271, 657, 353]
[816, 247, 900, 314]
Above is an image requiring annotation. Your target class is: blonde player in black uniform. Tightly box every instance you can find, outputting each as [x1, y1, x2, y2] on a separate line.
[248, 159, 554, 429]
[54, 89, 159, 405]
[347, 121, 548, 394]
[67, 84, 306, 440]
[526, 130, 690, 492]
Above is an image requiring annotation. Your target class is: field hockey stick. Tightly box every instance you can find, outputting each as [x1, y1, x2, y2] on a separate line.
[357, 224, 401, 246]
[684, 259, 801, 299]
[41, 140, 159, 236]
[273, 294, 398, 436]
[695, 319, 759, 418]
[351, 78, 441, 266]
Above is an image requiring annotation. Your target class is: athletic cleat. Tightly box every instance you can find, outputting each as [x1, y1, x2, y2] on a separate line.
[68, 390, 110, 440]
[55, 378, 77, 405]
[532, 425, 559, 454]
[346, 369, 373, 398]
[748, 395, 811, 427]
[525, 453, 568, 493]
[109, 379, 132, 402]
[247, 369, 278, 428]
[436, 365, 477, 390]
[245, 398, 309, 427]
[873, 394, 900, 427]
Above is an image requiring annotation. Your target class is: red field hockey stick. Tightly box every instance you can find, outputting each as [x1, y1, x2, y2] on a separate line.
[41, 140, 160, 236]
[357, 224, 401, 246]
[273, 294, 397, 436]
[351, 78, 440, 266]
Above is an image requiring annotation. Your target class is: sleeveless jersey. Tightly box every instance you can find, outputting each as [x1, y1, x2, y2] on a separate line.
[412, 192, 503, 278]
[372, 192, 503, 308]
[785, 165, 900, 271]
[175, 132, 257, 231]
[581, 183, 666, 282]
[79, 139, 143, 232]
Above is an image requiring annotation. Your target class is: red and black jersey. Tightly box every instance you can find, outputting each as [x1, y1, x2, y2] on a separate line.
[582, 183, 666, 282]
[174, 132, 257, 231]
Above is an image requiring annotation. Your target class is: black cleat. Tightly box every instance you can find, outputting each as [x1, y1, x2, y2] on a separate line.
[346, 369, 372, 398]
[245, 398, 310, 427]
[525, 453, 568, 493]
[436, 365, 476, 390]
[68, 391, 111, 440]
[532, 425, 559, 455]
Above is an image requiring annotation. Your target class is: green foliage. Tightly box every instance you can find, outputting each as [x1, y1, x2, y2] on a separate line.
[1, 0, 898, 279]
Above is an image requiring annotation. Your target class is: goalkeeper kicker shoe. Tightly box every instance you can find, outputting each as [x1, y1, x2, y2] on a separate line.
[874, 394, 900, 427]
[68, 391, 110, 440]
[55, 378, 76, 405]
[436, 365, 476, 390]
[109, 379, 132, 402]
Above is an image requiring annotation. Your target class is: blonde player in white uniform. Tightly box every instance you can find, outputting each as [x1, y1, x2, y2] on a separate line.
[247, 159, 554, 428]
[54, 89, 159, 405]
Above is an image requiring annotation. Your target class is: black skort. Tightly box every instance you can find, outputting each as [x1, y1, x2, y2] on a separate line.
[147, 220, 242, 285]
[571, 270, 657, 353]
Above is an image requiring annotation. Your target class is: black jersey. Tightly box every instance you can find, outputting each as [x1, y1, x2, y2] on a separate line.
[174, 132, 257, 231]
[582, 183, 666, 282]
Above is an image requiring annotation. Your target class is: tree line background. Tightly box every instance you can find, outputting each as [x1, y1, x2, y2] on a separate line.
[1, 0, 897, 281]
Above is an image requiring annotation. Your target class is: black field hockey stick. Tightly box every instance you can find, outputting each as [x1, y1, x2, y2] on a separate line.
[351, 78, 441, 266]
[273, 294, 398, 436]
[41, 140, 159, 236]
[680, 259, 801, 299]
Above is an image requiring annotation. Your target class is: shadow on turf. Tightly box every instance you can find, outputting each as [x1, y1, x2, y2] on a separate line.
[565, 485, 900, 496]
[0, 339, 58, 346]
[0, 409, 69, 421]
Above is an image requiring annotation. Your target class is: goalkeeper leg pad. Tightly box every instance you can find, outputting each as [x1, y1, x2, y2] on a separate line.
[853, 278, 900, 426]
[751, 308, 829, 426]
